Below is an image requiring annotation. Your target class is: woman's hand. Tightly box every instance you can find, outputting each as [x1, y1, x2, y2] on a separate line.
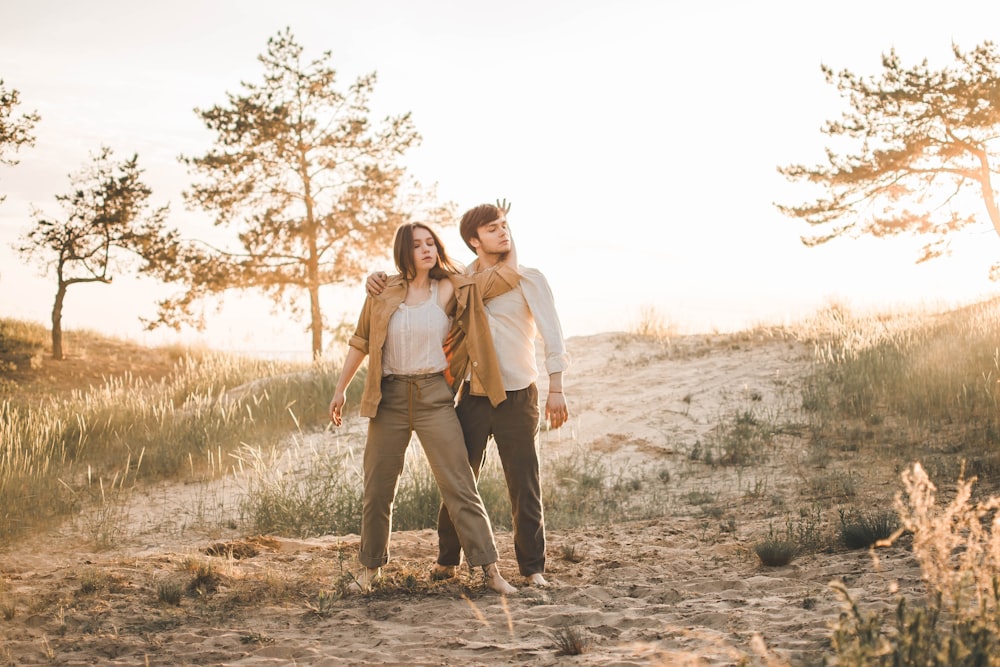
[329, 391, 346, 426]
[330, 348, 366, 427]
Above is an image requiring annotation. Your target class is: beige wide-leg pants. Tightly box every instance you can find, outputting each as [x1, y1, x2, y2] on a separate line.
[359, 373, 499, 569]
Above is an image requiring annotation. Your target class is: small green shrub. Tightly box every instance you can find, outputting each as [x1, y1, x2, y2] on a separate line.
[838, 508, 900, 549]
[753, 521, 800, 566]
[805, 469, 859, 500]
[688, 441, 702, 461]
[753, 536, 797, 567]
[544, 449, 662, 529]
[390, 456, 445, 532]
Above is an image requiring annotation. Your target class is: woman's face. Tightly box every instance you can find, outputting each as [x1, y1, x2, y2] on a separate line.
[412, 226, 439, 271]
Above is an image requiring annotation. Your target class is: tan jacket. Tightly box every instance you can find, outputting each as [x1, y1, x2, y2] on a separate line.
[348, 264, 519, 418]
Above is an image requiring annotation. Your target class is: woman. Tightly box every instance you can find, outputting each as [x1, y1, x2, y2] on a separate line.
[329, 221, 519, 594]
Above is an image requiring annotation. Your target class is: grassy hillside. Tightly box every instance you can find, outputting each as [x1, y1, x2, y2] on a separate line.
[0, 318, 186, 401]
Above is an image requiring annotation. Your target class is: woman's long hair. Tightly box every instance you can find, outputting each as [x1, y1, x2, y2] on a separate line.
[393, 222, 461, 280]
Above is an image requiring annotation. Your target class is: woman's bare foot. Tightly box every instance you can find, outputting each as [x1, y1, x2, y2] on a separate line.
[430, 564, 457, 581]
[483, 564, 517, 595]
[347, 566, 380, 593]
[526, 572, 549, 587]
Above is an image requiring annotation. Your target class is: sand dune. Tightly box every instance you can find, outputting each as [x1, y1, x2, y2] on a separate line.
[0, 332, 924, 666]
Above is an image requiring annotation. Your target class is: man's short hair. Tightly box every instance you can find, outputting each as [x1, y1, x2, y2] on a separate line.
[459, 203, 502, 253]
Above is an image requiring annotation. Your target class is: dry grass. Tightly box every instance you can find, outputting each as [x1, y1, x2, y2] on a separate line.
[0, 317, 357, 544]
[552, 624, 591, 655]
[630, 305, 680, 341]
[830, 463, 1000, 665]
[895, 463, 1000, 613]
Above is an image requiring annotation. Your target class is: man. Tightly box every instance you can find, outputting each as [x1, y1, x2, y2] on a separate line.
[368, 202, 570, 586]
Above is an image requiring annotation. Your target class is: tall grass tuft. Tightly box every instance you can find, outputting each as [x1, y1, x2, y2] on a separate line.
[83, 449, 144, 549]
[237, 439, 363, 537]
[552, 625, 591, 656]
[831, 464, 1000, 665]
[895, 464, 1000, 615]
[630, 305, 678, 341]
[753, 522, 798, 567]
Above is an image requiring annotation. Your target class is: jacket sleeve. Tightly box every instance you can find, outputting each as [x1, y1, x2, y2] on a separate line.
[348, 296, 374, 356]
[474, 263, 520, 300]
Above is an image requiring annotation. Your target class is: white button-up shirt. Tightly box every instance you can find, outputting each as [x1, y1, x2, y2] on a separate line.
[468, 262, 571, 391]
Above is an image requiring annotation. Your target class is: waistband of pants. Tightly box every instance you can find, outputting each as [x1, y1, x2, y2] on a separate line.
[462, 380, 535, 394]
[383, 371, 444, 382]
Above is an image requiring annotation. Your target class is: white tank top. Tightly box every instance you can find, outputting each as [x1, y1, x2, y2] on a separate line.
[382, 280, 450, 375]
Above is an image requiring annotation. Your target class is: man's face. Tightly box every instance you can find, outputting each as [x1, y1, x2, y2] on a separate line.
[471, 214, 511, 256]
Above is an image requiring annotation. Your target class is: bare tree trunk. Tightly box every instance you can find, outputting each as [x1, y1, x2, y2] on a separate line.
[51, 281, 67, 361]
[974, 152, 1000, 239]
[301, 162, 323, 361]
[309, 284, 322, 361]
[981, 182, 1000, 240]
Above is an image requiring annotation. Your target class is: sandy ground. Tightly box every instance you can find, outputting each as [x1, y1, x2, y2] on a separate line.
[0, 332, 925, 666]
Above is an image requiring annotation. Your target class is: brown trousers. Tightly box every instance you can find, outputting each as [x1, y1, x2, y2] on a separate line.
[436, 383, 544, 576]
[360, 374, 499, 569]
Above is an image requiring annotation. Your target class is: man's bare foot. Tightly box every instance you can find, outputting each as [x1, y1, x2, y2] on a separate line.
[483, 564, 517, 595]
[526, 572, 549, 587]
[347, 566, 380, 593]
[430, 564, 457, 581]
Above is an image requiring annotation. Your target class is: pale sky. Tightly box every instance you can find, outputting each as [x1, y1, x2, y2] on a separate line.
[2, 0, 1000, 356]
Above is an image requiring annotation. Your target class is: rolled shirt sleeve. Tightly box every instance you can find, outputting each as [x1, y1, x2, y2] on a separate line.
[519, 267, 571, 376]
